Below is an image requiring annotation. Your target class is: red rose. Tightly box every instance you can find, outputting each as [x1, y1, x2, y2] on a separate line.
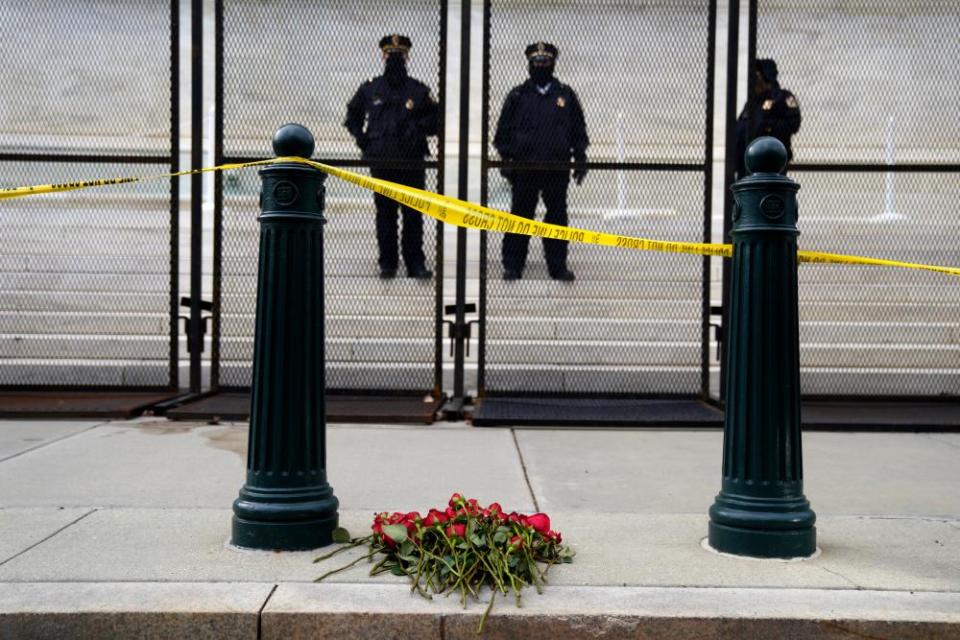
[485, 502, 503, 519]
[448, 493, 465, 508]
[423, 509, 447, 527]
[509, 535, 523, 549]
[446, 523, 466, 538]
[546, 530, 562, 544]
[526, 513, 550, 534]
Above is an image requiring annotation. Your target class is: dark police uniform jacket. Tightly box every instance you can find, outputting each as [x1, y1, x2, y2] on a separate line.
[344, 76, 439, 161]
[494, 79, 589, 165]
[736, 86, 801, 175]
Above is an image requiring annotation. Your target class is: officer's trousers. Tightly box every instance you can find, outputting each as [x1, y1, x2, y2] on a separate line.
[501, 170, 570, 275]
[369, 166, 427, 272]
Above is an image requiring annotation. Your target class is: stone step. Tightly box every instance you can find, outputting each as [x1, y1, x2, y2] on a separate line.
[0, 360, 170, 387]
[484, 363, 960, 396]
[798, 367, 960, 396]
[221, 276, 439, 298]
[1, 272, 170, 292]
[219, 337, 436, 363]
[485, 339, 960, 368]
[0, 334, 177, 360]
[483, 364, 703, 394]
[0, 254, 182, 274]
[486, 297, 960, 321]
[487, 318, 960, 344]
[221, 295, 436, 318]
[0, 312, 169, 335]
[219, 315, 436, 338]
[218, 362, 435, 390]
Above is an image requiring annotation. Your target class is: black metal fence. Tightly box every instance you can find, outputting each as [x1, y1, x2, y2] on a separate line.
[212, 0, 447, 394]
[477, 0, 717, 398]
[2, 1, 959, 406]
[0, 0, 179, 389]
[751, 0, 960, 397]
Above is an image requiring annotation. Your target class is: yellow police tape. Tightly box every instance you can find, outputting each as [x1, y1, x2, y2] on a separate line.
[2, 156, 959, 278]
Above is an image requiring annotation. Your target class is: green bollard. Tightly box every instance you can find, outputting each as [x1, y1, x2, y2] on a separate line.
[708, 137, 816, 559]
[231, 123, 339, 550]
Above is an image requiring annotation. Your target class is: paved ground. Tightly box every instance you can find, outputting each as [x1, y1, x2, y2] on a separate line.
[0, 417, 958, 638]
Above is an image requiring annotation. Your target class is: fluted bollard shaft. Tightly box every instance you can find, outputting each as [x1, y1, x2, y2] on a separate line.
[231, 124, 339, 550]
[708, 137, 816, 559]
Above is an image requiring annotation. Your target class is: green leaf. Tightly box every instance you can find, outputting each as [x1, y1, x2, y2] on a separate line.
[470, 534, 486, 547]
[391, 564, 408, 576]
[331, 527, 352, 543]
[381, 524, 408, 544]
[400, 540, 414, 556]
[493, 531, 507, 544]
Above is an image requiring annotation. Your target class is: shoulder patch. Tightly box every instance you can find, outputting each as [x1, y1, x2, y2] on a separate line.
[785, 94, 799, 109]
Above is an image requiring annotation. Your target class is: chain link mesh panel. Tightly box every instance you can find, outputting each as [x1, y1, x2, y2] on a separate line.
[0, 2, 176, 388]
[481, 0, 714, 396]
[221, 0, 443, 161]
[757, 0, 960, 396]
[217, 0, 444, 391]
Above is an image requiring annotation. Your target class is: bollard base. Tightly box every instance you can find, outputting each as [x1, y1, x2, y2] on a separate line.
[231, 512, 339, 551]
[231, 487, 339, 551]
[708, 521, 816, 559]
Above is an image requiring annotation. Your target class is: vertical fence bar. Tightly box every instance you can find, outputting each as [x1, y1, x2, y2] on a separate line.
[719, 0, 740, 402]
[188, 0, 204, 393]
[433, 0, 449, 397]
[169, 0, 180, 389]
[452, 0, 471, 399]
[700, 0, 717, 398]
[210, 0, 224, 391]
[477, 0, 491, 397]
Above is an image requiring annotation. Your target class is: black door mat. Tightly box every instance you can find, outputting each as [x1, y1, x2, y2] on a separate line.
[471, 397, 723, 427]
[166, 391, 442, 424]
[0, 391, 182, 419]
[801, 401, 960, 431]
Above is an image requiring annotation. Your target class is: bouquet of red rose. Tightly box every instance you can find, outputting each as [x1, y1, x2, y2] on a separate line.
[314, 492, 573, 632]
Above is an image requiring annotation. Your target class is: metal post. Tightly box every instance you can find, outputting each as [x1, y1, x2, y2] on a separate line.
[231, 124, 339, 551]
[452, 0, 471, 399]
[189, 0, 203, 393]
[719, 0, 741, 401]
[708, 137, 816, 559]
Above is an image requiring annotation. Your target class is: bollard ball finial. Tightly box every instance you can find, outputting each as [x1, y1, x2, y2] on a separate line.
[745, 136, 788, 175]
[272, 123, 315, 159]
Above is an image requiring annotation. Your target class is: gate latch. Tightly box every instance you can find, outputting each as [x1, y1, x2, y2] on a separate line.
[444, 303, 479, 357]
[710, 304, 723, 360]
[179, 297, 213, 354]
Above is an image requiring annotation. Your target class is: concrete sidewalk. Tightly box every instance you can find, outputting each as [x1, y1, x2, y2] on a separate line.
[0, 418, 958, 638]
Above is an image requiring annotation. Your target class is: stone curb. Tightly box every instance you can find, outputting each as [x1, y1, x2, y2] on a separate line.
[3, 583, 959, 639]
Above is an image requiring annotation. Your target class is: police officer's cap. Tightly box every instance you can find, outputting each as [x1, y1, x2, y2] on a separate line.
[754, 58, 778, 82]
[524, 42, 558, 60]
[380, 34, 412, 52]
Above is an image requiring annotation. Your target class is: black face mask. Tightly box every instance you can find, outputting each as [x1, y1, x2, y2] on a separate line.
[384, 52, 408, 87]
[528, 61, 554, 86]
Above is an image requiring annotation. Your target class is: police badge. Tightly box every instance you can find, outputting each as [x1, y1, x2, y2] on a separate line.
[405, 98, 414, 110]
[556, 96, 566, 108]
[762, 99, 774, 111]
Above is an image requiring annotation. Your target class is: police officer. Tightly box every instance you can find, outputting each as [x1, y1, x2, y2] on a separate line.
[494, 42, 589, 281]
[344, 34, 439, 279]
[735, 58, 801, 179]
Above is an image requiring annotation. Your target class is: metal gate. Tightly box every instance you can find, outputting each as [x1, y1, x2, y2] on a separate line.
[0, 0, 180, 391]
[212, 0, 447, 396]
[750, 0, 960, 397]
[477, 0, 717, 399]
